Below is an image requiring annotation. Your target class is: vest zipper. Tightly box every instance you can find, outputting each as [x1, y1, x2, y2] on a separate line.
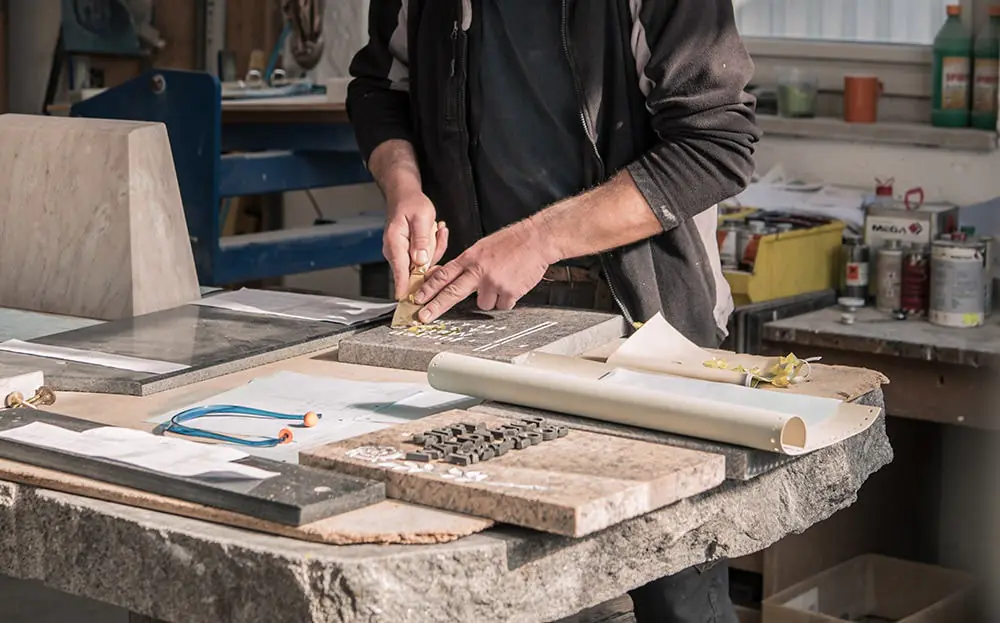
[559, 0, 635, 327]
[452, 16, 484, 239]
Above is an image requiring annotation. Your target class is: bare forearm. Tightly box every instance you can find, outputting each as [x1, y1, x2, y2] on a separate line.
[528, 170, 662, 263]
[368, 139, 423, 205]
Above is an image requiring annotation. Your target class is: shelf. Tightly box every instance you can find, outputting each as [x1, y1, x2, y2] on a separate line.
[758, 114, 998, 152]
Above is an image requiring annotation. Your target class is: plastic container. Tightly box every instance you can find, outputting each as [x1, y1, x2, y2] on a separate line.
[972, 6, 1000, 130]
[931, 4, 973, 127]
[776, 67, 818, 118]
[723, 221, 845, 306]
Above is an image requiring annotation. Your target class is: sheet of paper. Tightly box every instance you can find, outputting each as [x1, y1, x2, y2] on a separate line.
[0, 340, 189, 375]
[147, 371, 479, 462]
[192, 288, 396, 325]
[0, 422, 277, 480]
[729, 168, 866, 228]
[607, 313, 712, 368]
[602, 368, 839, 426]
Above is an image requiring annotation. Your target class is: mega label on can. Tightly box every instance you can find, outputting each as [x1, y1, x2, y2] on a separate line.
[929, 239, 987, 328]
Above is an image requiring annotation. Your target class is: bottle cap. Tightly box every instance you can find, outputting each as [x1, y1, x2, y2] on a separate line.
[946, 4, 961, 16]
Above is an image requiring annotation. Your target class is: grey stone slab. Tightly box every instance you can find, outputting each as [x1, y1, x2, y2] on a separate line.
[0, 305, 367, 396]
[0, 309, 103, 342]
[338, 305, 628, 371]
[0, 289, 220, 343]
[0, 390, 890, 623]
[763, 306, 1000, 367]
[0, 409, 384, 526]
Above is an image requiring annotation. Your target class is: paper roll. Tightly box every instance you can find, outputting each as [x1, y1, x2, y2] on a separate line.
[427, 352, 806, 454]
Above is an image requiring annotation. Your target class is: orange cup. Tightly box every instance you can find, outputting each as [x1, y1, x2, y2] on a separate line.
[843, 75, 883, 123]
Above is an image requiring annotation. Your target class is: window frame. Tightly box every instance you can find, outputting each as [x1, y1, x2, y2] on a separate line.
[743, 0, 982, 101]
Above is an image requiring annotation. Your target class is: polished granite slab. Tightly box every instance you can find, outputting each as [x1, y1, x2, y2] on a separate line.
[338, 306, 628, 372]
[0, 409, 385, 525]
[0, 305, 367, 396]
[0, 287, 220, 342]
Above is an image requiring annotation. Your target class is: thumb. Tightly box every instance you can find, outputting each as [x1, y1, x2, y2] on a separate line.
[408, 211, 436, 269]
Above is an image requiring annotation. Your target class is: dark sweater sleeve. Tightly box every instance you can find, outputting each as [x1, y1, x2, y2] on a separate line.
[625, 0, 761, 231]
[346, 0, 414, 165]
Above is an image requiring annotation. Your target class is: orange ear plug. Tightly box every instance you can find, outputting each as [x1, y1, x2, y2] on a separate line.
[278, 428, 294, 444]
[303, 411, 320, 427]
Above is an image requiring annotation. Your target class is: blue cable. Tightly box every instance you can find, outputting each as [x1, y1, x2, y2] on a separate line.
[161, 404, 322, 448]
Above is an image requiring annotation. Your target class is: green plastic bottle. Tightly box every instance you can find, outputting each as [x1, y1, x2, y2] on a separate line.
[972, 6, 1000, 130]
[931, 4, 973, 127]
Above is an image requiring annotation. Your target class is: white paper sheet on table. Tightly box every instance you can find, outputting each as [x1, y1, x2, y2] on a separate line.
[146, 371, 481, 462]
[0, 422, 278, 480]
[191, 288, 397, 325]
[0, 340, 190, 374]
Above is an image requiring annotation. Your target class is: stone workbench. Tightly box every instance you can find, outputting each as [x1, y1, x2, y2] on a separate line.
[0, 306, 892, 622]
[763, 306, 1000, 428]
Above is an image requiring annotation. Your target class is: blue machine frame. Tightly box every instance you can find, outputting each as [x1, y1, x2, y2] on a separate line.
[70, 69, 385, 286]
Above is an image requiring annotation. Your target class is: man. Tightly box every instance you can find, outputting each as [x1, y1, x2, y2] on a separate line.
[348, 1, 760, 621]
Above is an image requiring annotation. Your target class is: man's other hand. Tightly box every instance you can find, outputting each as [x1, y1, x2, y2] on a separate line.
[383, 192, 449, 300]
[413, 219, 556, 322]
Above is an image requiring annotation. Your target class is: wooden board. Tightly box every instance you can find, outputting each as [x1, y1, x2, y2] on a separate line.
[0, 458, 493, 545]
[301, 409, 726, 538]
[0, 115, 200, 320]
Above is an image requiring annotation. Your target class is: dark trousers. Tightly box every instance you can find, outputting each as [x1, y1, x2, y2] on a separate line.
[526, 277, 738, 623]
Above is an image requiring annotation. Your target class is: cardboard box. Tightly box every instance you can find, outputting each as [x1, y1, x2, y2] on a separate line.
[761, 555, 976, 623]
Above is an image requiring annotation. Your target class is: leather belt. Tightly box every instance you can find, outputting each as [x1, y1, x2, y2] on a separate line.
[541, 265, 600, 283]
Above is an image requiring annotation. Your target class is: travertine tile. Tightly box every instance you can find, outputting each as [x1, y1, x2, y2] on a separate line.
[301, 409, 726, 537]
[0, 114, 200, 320]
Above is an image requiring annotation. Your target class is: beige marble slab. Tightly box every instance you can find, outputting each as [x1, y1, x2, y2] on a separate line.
[0, 114, 200, 320]
[301, 409, 726, 537]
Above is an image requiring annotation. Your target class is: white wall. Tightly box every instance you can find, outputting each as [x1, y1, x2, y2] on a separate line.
[757, 137, 1000, 205]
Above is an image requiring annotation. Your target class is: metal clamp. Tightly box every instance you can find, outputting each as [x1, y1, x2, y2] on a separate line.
[4, 386, 56, 409]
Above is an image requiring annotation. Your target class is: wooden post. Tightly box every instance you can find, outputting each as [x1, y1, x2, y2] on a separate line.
[0, 0, 8, 113]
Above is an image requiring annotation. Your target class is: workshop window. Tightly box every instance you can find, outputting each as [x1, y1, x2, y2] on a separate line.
[738, 0, 989, 124]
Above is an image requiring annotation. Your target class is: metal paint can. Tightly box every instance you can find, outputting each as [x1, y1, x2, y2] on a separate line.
[717, 222, 742, 270]
[738, 220, 767, 271]
[900, 244, 930, 317]
[929, 237, 987, 328]
[839, 237, 870, 303]
[875, 239, 903, 313]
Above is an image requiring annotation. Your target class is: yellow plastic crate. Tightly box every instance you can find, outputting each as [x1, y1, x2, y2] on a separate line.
[723, 221, 845, 306]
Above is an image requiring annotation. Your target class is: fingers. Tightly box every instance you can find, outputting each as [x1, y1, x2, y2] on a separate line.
[416, 264, 480, 323]
[476, 288, 498, 311]
[407, 210, 437, 269]
[414, 260, 463, 305]
[383, 220, 412, 301]
[431, 221, 449, 265]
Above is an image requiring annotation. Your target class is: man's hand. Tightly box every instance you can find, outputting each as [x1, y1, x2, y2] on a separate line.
[384, 191, 449, 300]
[413, 218, 558, 322]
